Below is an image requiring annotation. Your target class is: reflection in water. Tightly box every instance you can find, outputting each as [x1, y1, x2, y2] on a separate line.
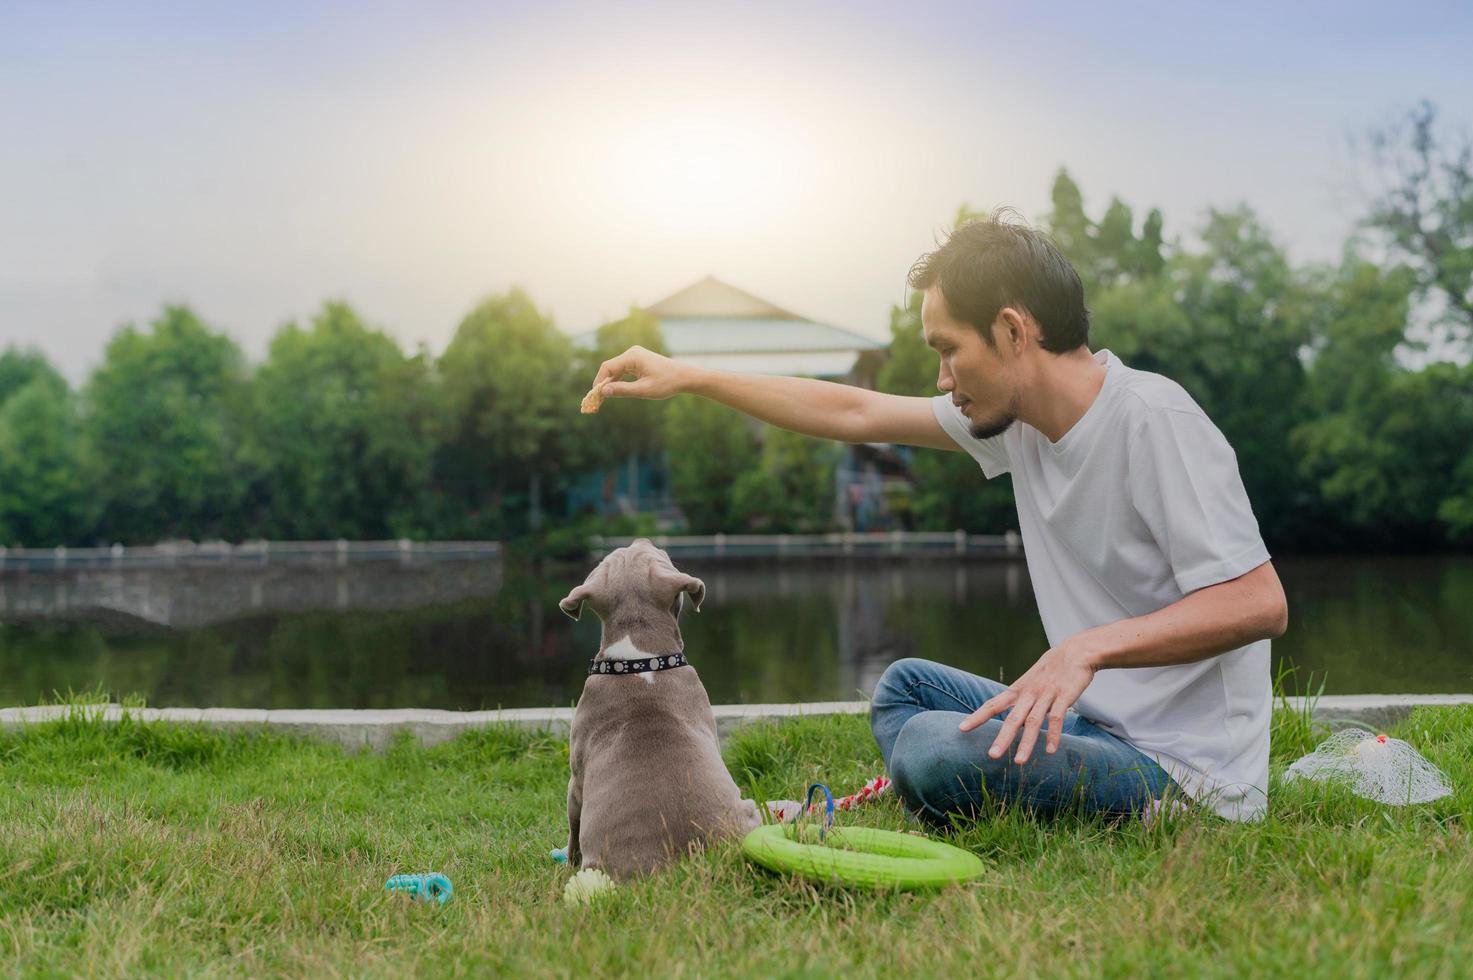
[1, 556, 1469, 708]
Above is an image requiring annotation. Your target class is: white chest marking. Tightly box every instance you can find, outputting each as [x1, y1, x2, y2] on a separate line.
[602, 635, 661, 683]
[601, 636, 649, 660]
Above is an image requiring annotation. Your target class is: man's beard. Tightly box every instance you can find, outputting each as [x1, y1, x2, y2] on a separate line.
[968, 414, 1016, 440]
[967, 390, 1021, 441]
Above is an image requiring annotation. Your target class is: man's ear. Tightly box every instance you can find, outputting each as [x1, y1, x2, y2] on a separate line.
[559, 564, 609, 621]
[995, 307, 1028, 353]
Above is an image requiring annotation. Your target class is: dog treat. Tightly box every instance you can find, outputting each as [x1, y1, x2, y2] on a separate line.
[580, 384, 606, 414]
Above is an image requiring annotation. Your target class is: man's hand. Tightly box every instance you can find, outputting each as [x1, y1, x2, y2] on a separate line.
[591, 346, 691, 402]
[957, 637, 1101, 765]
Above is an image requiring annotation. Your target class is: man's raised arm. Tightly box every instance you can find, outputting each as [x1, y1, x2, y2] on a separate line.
[589, 346, 959, 452]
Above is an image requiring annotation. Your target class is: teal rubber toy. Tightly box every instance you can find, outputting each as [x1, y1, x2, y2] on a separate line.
[385, 872, 453, 905]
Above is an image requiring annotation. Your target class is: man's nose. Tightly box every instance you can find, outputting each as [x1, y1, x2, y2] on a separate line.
[937, 365, 953, 393]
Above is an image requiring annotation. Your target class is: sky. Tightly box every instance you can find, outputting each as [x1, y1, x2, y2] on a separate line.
[2, 0, 1471, 381]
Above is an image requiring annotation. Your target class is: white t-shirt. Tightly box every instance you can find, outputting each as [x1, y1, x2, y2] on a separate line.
[931, 349, 1271, 820]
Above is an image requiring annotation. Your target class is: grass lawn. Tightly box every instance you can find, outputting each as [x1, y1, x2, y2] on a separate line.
[2, 700, 1471, 978]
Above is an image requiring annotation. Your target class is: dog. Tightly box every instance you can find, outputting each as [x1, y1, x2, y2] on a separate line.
[559, 538, 761, 880]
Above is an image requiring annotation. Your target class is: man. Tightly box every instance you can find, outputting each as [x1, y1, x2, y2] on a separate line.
[588, 213, 1288, 822]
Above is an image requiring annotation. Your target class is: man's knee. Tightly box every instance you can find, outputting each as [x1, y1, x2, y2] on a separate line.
[888, 710, 979, 815]
[870, 658, 920, 727]
[871, 657, 935, 709]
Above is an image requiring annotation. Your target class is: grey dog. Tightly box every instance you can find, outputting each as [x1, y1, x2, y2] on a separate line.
[559, 539, 761, 880]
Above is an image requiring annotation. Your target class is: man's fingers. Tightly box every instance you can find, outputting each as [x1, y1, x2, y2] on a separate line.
[593, 357, 628, 389]
[602, 379, 645, 398]
[1012, 698, 1052, 765]
[1045, 705, 1067, 755]
[988, 695, 1033, 759]
[958, 691, 1014, 733]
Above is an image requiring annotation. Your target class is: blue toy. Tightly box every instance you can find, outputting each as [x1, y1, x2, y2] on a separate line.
[385, 872, 453, 905]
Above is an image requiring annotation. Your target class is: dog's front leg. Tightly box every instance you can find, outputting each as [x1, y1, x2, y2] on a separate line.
[566, 773, 583, 868]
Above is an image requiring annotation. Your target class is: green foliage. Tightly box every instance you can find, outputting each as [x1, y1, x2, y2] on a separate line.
[436, 289, 585, 536]
[0, 347, 67, 406]
[81, 307, 252, 543]
[0, 371, 93, 546]
[729, 424, 844, 533]
[246, 302, 435, 539]
[1361, 100, 1473, 341]
[909, 452, 1019, 533]
[874, 291, 932, 397]
[1045, 170, 1166, 293]
[663, 397, 760, 533]
[1286, 254, 1473, 547]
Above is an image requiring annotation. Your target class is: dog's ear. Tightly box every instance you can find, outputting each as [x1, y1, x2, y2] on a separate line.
[653, 565, 705, 614]
[559, 564, 609, 621]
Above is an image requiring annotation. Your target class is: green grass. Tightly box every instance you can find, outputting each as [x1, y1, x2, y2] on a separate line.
[1, 701, 1471, 978]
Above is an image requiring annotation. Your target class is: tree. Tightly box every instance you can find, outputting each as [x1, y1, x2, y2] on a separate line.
[1361, 101, 1473, 349]
[663, 397, 760, 533]
[82, 307, 251, 543]
[246, 302, 435, 539]
[1043, 170, 1167, 292]
[1137, 208, 1166, 279]
[875, 290, 933, 398]
[437, 289, 585, 536]
[729, 423, 843, 532]
[1047, 169, 1096, 282]
[1291, 259, 1424, 545]
[0, 369, 92, 546]
[0, 348, 66, 406]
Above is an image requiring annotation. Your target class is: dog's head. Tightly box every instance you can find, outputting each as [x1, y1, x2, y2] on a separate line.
[558, 538, 706, 624]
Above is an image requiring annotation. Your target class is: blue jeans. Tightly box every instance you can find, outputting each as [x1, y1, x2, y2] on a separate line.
[871, 658, 1176, 824]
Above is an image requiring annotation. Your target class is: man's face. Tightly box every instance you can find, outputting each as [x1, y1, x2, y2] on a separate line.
[922, 285, 1020, 441]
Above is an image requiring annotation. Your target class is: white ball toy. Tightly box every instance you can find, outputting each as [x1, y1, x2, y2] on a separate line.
[562, 868, 616, 907]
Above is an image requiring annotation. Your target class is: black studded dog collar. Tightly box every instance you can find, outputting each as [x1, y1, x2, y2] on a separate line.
[588, 652, 690, 676]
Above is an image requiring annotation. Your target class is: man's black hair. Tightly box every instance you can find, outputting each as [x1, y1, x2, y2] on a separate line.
[908, 208, 1090, 352]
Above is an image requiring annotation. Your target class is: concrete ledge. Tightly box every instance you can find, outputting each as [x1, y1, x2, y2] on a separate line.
[2, 696, 1470, 752]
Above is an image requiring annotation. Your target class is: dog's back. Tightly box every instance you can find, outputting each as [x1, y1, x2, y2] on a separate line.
[570, 668, 760, 880]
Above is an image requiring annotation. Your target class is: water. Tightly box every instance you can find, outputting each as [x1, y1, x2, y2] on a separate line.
[1, 556, 1469, 709]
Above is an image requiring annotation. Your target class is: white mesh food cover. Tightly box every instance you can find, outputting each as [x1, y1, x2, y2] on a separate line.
[1284, 730, 1452, 805]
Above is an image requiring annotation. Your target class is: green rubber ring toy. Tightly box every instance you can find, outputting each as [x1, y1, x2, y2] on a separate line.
[741, 822, 985, 890]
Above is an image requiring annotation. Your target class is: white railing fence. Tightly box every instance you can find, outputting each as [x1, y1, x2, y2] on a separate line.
[0, 539, 501, 571]
[589, 530, 1023, 560]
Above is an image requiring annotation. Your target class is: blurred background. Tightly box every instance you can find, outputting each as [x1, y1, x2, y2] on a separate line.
[2, 0, 1470, 707]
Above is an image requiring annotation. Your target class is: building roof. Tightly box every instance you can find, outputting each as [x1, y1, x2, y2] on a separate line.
[644, 276, 802, 320]
[573, 276, 885, 376]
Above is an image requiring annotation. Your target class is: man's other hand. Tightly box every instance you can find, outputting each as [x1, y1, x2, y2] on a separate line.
[957, 640, 1101, 765]
[591, 346, 689, 402]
